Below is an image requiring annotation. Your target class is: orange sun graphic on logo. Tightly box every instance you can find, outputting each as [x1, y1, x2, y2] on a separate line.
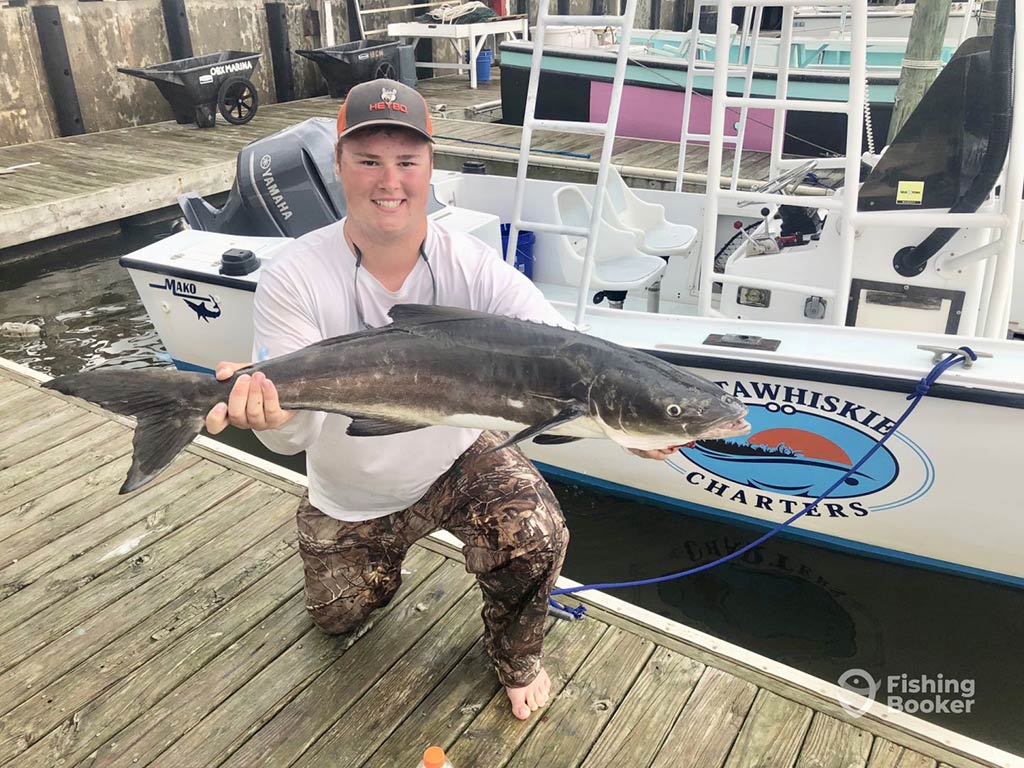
[747, 428, 852, 465]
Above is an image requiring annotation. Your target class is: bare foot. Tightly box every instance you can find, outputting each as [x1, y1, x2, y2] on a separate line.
[505, 667, 551, 720]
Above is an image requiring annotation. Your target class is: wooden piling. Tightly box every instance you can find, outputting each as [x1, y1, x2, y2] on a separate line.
[888, 0, 954, 139]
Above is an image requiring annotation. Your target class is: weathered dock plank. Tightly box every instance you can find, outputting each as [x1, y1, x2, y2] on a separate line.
[579, 647, 706, 768]
[49, 547, 438, 768]
[0, 378, 29, 398]
[867, 739, 940, 768]
[796, 712, 874, 768]
[0, 481, 281, 716]
[0, 422, 132, 521]
[193, 557, 470, 768]
[361, 636, 501, 767]
[0, 452, 204, 594]
[292, 586, 486, 768]
[5, 517, 298, 768]
[652, 665, 759, 768]
[0, 386, 62, 431]
[0, 410, 107, 470]
[0, 451, 134, 535]
[504, 627, 654, 768]
[0, 462, 244, 633]
[443, 619, 607, 767]
[0, 400, 82, 451]
[723, 689, 815, 768]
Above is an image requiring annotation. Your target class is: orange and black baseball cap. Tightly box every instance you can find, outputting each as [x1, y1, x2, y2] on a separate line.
[336, 78, 433, 142]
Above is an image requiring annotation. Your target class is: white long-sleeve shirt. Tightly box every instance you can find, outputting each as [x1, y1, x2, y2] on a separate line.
[252, 218, 571, 521]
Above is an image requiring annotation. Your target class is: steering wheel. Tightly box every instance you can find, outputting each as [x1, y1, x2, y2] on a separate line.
[738, 159, 819, 207]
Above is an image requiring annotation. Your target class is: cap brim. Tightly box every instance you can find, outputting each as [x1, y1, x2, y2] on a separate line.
[337, 119, 433, 143]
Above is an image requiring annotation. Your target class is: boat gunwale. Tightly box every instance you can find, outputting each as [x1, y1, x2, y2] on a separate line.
[497, 39, 904, 86]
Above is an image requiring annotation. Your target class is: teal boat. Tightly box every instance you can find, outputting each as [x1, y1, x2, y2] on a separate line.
[500, 30, 959, 155]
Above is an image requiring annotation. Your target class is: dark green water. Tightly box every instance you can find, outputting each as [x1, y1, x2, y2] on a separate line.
[2, 230, 1022, 756]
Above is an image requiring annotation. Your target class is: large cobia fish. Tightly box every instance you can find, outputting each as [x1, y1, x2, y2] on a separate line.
[44, 305, 749, 494]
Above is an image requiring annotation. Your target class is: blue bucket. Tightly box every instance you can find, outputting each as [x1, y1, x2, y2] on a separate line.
[464, 48, 493, 83]
[500, 224, 535, 279]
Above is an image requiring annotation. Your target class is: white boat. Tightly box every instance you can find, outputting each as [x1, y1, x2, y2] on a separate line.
[119, 0, 1024, 589]
[793, 1, 978, 42]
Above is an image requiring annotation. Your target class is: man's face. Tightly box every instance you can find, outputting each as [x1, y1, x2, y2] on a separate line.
[336, 128, 433, 244]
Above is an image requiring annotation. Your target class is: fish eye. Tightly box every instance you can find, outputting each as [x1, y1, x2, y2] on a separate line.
[666, 404, 683, 418]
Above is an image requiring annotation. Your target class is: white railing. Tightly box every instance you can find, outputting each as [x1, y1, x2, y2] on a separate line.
[505, 0, 641, 328]
[696, 0, 868, 325]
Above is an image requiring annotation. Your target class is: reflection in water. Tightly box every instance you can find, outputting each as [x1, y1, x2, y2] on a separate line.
[2, 234, 1022, 757]
[0, 231, 172, 376]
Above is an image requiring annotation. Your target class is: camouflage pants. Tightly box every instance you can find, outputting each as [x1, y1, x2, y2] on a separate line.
[295, 431, 569, 688]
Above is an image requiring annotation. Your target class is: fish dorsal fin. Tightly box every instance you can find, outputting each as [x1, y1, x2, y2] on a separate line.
[387, 304, 490, 325]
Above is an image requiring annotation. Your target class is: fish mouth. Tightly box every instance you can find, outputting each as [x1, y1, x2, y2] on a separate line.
[697, 417, 751, 440]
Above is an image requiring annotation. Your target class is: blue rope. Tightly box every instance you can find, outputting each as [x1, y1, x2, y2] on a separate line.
[803, 171, 837, 190]
[548, 347, 978, 621]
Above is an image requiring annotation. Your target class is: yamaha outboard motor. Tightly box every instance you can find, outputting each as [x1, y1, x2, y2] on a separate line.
[178, 118, 346, 237]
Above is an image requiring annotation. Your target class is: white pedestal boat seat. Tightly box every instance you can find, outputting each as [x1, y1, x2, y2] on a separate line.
[553, 185, 667, 291]
[602, 166, 698, 258]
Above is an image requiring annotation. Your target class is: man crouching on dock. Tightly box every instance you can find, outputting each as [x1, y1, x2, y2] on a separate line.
[203, 78, 676, 720]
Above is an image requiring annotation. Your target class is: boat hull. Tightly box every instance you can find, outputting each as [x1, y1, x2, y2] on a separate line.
[527, 354, 1022, 587]
[120, 229, 1024, 587]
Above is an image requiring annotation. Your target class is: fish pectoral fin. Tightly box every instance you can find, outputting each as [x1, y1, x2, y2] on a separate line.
[346, 417, 430, 437]
[488, 404, 588, 452]
[532, 435, 583, 445]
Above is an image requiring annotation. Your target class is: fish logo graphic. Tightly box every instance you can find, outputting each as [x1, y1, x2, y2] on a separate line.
[680, 405, 899, 498]
[183, 297, 221, 323]
[148, 279, 222, 324]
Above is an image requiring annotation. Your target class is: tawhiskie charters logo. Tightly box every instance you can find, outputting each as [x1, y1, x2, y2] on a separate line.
[667, 379, 934, 518]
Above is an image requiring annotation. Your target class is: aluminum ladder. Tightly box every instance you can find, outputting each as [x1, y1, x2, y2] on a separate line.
[503, 0, 640, 328]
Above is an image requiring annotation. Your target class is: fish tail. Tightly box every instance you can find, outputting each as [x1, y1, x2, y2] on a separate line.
[43, 368, 225, 494]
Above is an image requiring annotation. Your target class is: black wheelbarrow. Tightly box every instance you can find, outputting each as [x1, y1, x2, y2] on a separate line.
[118, 51, 262, 128]
[296, 40, 400, 98]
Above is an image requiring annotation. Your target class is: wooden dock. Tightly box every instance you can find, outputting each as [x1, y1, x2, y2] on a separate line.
[0, 359, 1018, 768]
[0, 73, 791, 253]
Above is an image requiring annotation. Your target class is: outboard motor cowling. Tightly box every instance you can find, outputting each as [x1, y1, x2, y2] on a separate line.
[178, 118, 346, 237]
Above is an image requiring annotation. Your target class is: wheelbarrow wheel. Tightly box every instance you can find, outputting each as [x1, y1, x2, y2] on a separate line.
[218, 77, 259, 125]
[194, 104, 217, 129]
[374, 60, 398, 80]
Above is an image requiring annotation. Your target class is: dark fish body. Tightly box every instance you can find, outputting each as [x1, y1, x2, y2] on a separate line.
[43, 305, 748, 493]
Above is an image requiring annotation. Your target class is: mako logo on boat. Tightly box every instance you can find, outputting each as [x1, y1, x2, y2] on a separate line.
[258, 155, 293, 220]
[668, 379, 935, 518]
[149, 278, 222, 323]
[209, 61, 253, 77]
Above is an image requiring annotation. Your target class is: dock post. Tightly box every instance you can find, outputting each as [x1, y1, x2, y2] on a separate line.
[30, 5, 85, 137]
[161, 0, 194, 60]
[266, 3, 296, 103]
[889, 0, 953, 137]
[412, 0, 434, 80]
[346, 0, 363, 39]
